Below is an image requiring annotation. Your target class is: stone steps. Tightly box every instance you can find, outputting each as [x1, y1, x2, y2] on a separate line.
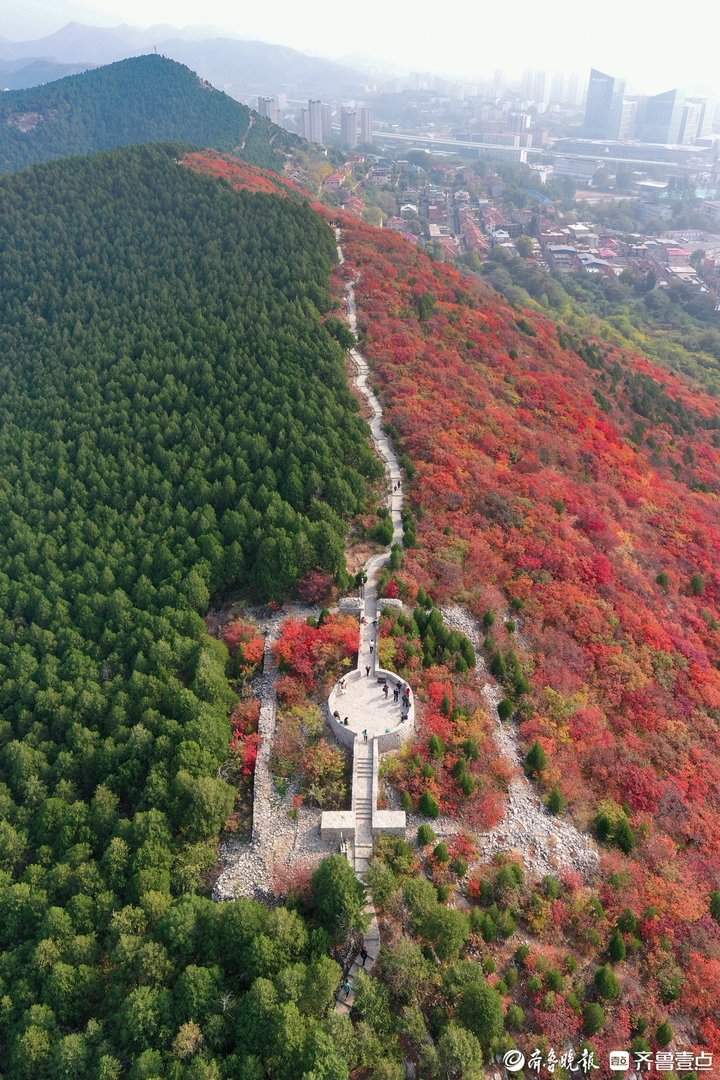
[331, 237, 404, 1014]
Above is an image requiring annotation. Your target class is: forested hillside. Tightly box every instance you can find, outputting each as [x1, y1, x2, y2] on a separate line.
[3, 137, 719, 1073]
[340, 218, 720, 1061]
[0, 54, 297, 173]
[183, 151, 720, 1068]
[0, 144, 380, 1075]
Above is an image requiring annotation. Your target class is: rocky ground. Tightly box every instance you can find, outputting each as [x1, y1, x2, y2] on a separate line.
[438, 604, 599, 881]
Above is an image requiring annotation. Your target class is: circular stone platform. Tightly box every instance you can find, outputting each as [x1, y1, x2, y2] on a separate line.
[330, 667, 413, 740]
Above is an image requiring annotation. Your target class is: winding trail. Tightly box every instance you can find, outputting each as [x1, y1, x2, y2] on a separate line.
[217, 226, 597, 1013]
[325, 233, 414, 855]
[336, 228, 597, 884]
[331, 229, 411, 1012]
[339, 233, 404, 663]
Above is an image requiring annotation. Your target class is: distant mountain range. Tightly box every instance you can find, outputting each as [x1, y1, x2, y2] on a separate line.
[0, 22, 179, 64]
[0, 54, 300, 174]
[0, 57, 94, 90]
[0, 22, 370, 100]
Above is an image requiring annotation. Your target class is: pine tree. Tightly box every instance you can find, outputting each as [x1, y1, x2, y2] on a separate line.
[525, 741, 547, 775]
[608, 930, 626, 964]
[656, 1021, 673, 1047]
[546, 786, 566, 815]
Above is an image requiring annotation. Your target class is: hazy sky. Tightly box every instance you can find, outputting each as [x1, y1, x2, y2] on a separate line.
[4, 0, 720, 95]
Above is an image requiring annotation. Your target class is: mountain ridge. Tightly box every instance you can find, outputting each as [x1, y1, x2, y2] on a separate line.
[0, 53, 299, 173]
[0, 137, 716, 1071]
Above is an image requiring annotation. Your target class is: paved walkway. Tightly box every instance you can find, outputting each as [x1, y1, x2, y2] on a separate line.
[334, 899, 381, 1015]
[330, 251, 410, 743]
[333, 228, 407, 1011]
[353, 739, 374, 875]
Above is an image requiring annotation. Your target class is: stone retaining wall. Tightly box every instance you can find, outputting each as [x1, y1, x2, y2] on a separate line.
[370, 739, 406, 836]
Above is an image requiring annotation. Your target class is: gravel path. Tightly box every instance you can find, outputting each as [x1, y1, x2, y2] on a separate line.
[213, 604, 339, 901]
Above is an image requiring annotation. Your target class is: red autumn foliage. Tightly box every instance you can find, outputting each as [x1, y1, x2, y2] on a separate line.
[275, 674, 307, 706]
[296, 569, 334, 604]
[223, 618, 265, 672]
[449, 833, 478, 863]
[270, 858, 315, 902]
[230, 732, 260, 779]
[183, 150, 303, 196]
[230, 697, 260, 737]
[335, 205, 720, 1051]
[185, 146, 720, 1056]
[229, 698, 261, 779]
[273, 614, 358, 693]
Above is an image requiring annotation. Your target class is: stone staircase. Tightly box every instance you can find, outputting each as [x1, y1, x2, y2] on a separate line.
[353, 740, 374, 875]
[334, 898, 381, 1015]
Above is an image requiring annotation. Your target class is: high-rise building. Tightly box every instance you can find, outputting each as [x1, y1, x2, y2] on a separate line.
[321, 103, 332, 143]
[341, 107, 357, 148]
[679, 100, 703, 144]
[679, 98, 714, 142]
[550, 73, 565, 103]
[531, 70, 550, 106]
[257, 96, 279, 124]
[638, 88, 685, 144]
[307, 99, 324, 144]
[617, 97, 639, 140]
[359, 106, 373, 145]
[509, 111, 531, 132]
[584, 68, 626, 138]
[566, 72, 582, 107]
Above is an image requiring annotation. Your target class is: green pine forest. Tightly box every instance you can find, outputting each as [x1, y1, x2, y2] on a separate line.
[0, 55, 298, 173]
[0, 143, 384, 1077]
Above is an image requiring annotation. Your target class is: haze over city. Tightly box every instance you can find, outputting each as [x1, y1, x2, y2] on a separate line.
[4, 0, 720, 95]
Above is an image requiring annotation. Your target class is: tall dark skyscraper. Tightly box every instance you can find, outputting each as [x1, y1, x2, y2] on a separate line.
[584, 68, 626, 138]
[638, 88, 685, 144]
